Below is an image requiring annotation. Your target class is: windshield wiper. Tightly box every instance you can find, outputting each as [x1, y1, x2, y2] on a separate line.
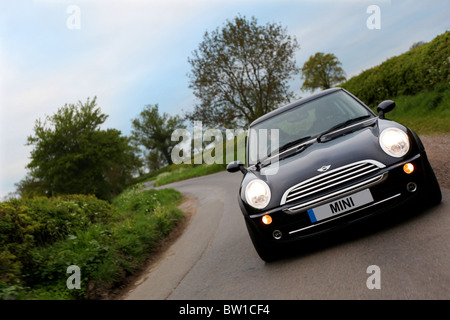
[277, 136, 313, 154]
[317, 115, 373, 142]
[254, 136, 312, 170]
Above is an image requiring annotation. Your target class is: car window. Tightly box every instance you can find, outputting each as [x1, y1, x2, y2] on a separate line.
[248, 91, 373, 163]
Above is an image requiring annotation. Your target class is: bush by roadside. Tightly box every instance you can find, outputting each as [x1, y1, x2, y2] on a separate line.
[0, 186, 183, 300]
[340, 31, 449, 108]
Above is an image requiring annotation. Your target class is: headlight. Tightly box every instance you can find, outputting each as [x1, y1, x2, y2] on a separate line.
[379, 128, 410, 158]
[245, 179, 271, 209]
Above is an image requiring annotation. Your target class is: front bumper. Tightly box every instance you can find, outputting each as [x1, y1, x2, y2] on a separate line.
[244, 152, 433, 245]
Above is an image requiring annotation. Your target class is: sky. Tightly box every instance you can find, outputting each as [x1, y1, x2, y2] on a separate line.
[0, 0, 449, 198]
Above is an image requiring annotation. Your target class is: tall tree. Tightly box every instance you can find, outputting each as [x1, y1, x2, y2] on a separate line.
[22, 97, 141, 200]
[301, 52, 346, 92]
[131, 104, 186, 168]
[186, 15, 300, 128]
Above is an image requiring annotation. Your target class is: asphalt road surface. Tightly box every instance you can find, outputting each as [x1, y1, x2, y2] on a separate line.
[124, 171, 449, 300]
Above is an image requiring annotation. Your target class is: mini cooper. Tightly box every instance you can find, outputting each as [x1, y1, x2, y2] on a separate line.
[227, 88, 442, 261]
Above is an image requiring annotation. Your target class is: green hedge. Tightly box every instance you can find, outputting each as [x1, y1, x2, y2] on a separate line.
[1, 188, 183, 300]
[340, 31, 449, 108]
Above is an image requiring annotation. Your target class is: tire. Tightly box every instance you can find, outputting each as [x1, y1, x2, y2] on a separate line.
[412, 133, 442, 206]
[245, 219, 278, 262]
[423, 162, 442, 206]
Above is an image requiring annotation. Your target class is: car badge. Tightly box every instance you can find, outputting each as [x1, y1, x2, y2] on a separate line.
[317, 165, 331, 172]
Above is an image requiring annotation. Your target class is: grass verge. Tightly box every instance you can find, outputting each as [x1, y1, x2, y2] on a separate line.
[385, 84, 450, 135]
[153, 164, 226, 187]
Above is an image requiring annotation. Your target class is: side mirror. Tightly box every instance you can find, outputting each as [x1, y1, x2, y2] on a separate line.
[377, 100, 395, 119]
[226, 161, 247, 174]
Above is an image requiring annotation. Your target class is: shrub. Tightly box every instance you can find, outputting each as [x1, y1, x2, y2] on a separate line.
[340, 31, 449, 108]
[0, 188, 183, 300]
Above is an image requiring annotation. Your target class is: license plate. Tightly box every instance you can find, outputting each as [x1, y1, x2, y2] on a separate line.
[307, 189, 374, 223]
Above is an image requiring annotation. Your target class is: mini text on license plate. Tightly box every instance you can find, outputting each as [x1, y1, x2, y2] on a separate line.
[307, 189, 374, 223]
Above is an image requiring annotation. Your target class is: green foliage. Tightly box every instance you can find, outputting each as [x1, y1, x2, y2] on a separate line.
[383, 83, 450, 134]
[131, 104, 186, 168]
[0, 195, 112, 299]
[0, 188, 183, 300]
[301, 52, 346, 92]
[340, 31, 449, 108]
[153, 164, 225, 187]
[21, 97, 142, 200]
[187, 14, 300, 128]
[0, 195, 112, 247]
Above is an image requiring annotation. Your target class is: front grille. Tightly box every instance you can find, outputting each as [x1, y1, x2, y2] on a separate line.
[281, 160, 385, 206]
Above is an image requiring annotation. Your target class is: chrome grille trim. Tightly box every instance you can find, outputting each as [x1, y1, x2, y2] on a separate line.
[280, 159, 385, 206]
[283, 172, 387, 214]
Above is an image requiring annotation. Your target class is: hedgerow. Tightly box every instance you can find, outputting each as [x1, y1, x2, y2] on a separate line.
[340, 31, 449, 108]
[0, 187, 183, 299]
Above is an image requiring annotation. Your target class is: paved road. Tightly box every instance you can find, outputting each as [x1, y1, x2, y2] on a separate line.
[124, 171, 449, 300]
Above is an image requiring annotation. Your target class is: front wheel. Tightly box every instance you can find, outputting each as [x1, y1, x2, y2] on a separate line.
[245, 220, 278, 262]
[421, 156, 442, 206]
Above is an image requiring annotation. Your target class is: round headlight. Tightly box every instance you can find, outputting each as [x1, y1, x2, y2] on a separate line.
[379, 128, 410, 158]
[245, 179, 271, 209]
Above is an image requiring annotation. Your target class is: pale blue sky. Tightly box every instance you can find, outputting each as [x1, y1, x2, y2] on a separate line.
[0, 0, 449, 198]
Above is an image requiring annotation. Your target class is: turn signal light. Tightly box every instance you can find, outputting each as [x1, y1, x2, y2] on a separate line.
[403, 163, 414, 174]
[262, 215, 272, 225]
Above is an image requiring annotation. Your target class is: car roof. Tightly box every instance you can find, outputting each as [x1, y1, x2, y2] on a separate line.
[249, 87, 343, 127]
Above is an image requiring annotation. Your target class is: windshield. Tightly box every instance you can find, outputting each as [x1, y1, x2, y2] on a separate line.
[248, 91, 373, 164]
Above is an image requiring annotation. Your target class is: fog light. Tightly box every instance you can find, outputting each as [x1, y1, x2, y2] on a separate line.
[273, 230, 282, 240]
[403, 163, 414, 174]
[262, 215, 272, 225]
[407, 182, 417, 192]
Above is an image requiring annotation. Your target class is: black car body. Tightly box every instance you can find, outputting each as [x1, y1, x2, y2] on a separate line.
[227, 88, 442, 261]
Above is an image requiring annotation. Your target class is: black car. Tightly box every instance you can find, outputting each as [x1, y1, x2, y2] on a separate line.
[227, 88, 442, 262]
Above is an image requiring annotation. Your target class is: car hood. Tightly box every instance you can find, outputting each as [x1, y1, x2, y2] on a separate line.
[245, 118, 409, 209]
